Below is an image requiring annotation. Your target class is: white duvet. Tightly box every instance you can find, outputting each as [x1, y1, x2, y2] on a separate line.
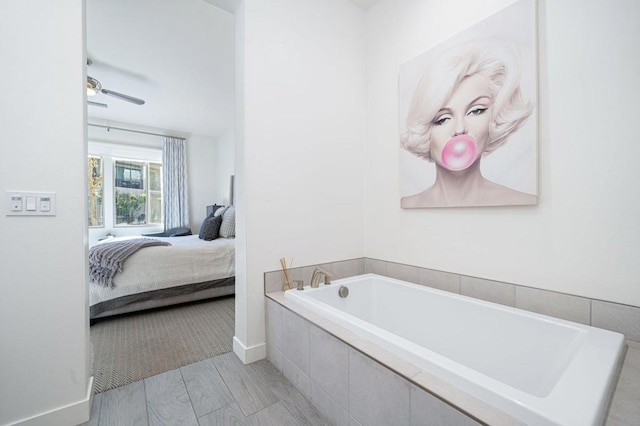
[89, 235, 235, 306]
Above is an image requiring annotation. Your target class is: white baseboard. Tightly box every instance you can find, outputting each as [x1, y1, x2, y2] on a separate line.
[233, 336, 266, 364]
[8, 376, 93, 426]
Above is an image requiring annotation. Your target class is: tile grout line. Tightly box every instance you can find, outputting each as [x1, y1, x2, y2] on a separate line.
[97, 393, 104, 426]
[142, 376, 150, 426]
[177, 363, 200, 423]
[210, 353, 256, 420]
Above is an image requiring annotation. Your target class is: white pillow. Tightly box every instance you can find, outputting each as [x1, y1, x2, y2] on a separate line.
[214, 206, 228, 217]
[219, 205, 235, 238]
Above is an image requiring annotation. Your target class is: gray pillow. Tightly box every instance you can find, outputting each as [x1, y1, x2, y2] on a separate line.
[199, 215, 223, 240]
[219, 205, 235, 238]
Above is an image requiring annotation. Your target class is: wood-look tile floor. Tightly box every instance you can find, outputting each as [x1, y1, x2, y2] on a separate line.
[84, 352, 330, 426]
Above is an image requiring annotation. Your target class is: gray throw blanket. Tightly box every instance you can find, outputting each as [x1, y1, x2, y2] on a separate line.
[89, 238, 171, 288]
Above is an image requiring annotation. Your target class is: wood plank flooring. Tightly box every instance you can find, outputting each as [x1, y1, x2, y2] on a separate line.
[84, 352, 330, 426]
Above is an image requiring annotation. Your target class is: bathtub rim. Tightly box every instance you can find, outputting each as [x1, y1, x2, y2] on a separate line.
[272, 273, 625, 426]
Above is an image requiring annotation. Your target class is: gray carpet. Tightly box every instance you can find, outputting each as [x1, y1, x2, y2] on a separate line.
[90, 296, 235, 394]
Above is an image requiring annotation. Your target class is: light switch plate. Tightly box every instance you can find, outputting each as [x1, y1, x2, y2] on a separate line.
[5, 191, 56, 216]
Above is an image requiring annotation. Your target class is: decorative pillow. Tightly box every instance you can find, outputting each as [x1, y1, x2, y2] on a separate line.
[198, 215, 223, 241]
[214, 206, 228, 217]
[219, 205, 235, 238]
[206, 204, 224, 217]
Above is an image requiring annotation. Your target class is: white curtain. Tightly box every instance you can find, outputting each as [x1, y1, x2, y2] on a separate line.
[162, 137, 190, 229]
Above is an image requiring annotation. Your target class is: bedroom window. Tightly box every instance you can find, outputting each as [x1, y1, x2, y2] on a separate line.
[114, 159, 163, 226]
[88, 156, 104, 227]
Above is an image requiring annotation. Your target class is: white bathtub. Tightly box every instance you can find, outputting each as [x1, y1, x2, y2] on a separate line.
[284, 274, 624, 425]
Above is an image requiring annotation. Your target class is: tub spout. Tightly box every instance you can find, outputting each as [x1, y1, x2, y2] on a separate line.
[310, 266, 333, 288]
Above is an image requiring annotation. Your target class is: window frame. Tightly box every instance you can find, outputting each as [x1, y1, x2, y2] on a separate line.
[112, 158, 163, 227]
[87, 141, 163, 230]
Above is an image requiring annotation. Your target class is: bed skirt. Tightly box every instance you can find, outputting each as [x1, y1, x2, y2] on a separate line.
[90, 276, 235, 320]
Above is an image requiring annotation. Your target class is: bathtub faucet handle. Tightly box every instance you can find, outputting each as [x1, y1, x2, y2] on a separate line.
[310, 266, 333, 288]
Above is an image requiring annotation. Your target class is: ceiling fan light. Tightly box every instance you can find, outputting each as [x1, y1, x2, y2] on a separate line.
[86, 76, 102, 97]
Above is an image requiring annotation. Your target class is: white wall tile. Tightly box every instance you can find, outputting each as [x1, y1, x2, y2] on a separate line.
[387, 262, 420, 283]
[592, 301, 640, 342]
[282, 356, 312, 401]
[419, 268, 461, 294]
[309, 325, 349, 409]
[309, 382, 350, 426]
[322, 258, 365, 281]
[410, 384, 480, 426]
[364, 258, 388, 276]
[266, 299, 283, 351]
[265, 271, 285, 293]
[266, 343, 284, 373]
[348, 348, 410, 426]
[461, 276, 515, 307]
[281, 309, 310, 374]
[604, 342, 640, 424]
[516, 286, 591, 325]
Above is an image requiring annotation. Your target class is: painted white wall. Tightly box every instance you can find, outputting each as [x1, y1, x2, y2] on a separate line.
[0, 1, 91, 424]
[188, 133, 218, 233]
[189, 131, 236, 234]
[364, 0, 640, 307]
[215, 129, 236, 206]
[235, 0, 366, 360]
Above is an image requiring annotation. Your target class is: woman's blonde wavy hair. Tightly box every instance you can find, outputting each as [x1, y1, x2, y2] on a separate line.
[401, 38, 533, 161]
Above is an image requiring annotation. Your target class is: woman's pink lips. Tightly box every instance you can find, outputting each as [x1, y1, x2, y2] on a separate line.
[441, 135, 478, 171]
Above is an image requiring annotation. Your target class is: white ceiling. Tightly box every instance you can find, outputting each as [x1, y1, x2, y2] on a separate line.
[200, 0, 380, 14]
[86, 0, 235, 137]
[86, 0, 379, 138]
[347, 0, 380, 11]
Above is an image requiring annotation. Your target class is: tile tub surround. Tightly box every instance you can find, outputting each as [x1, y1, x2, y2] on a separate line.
[266, 293, 640, 426]
[264, 258, 640, 425]
[265, 258, 640, 342]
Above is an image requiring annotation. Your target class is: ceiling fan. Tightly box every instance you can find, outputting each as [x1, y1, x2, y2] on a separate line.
[86, 59, 145, 108]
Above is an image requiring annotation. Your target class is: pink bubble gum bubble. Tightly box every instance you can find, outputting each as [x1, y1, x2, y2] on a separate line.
[441, 135, 478, 171]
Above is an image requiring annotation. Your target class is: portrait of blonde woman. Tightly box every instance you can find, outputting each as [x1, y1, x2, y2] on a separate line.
[400, 36, 536, 209]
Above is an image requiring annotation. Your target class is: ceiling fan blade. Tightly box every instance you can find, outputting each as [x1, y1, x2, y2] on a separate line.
[101, 89, 145, 105]
[88, 100, 108, 108]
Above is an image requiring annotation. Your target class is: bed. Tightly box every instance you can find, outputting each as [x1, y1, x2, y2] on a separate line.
[89, 234, 235, 320]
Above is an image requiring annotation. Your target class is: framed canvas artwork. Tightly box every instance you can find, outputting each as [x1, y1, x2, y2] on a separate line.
[399, 0, 537, 208]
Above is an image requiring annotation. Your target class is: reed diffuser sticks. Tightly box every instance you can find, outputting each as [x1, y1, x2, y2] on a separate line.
[280, 257, 293, 290]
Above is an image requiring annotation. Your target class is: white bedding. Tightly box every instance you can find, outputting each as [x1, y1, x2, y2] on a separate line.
[89, 235, 235, 308]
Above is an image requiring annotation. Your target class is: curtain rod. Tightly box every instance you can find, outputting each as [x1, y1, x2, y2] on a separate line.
[88, 123, 186, 141]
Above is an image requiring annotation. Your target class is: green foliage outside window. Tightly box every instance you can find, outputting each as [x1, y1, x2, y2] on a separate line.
[115, 191, 148, 225]
[113, 159, 162, 226]
[88, 156, 104, 227]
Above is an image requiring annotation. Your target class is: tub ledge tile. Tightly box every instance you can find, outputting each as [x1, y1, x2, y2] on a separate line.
[312, 317, 361, 344]
[266, 292, 292, 306]
[350, 339, 422, 379]
[411, 371, 525, 426]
